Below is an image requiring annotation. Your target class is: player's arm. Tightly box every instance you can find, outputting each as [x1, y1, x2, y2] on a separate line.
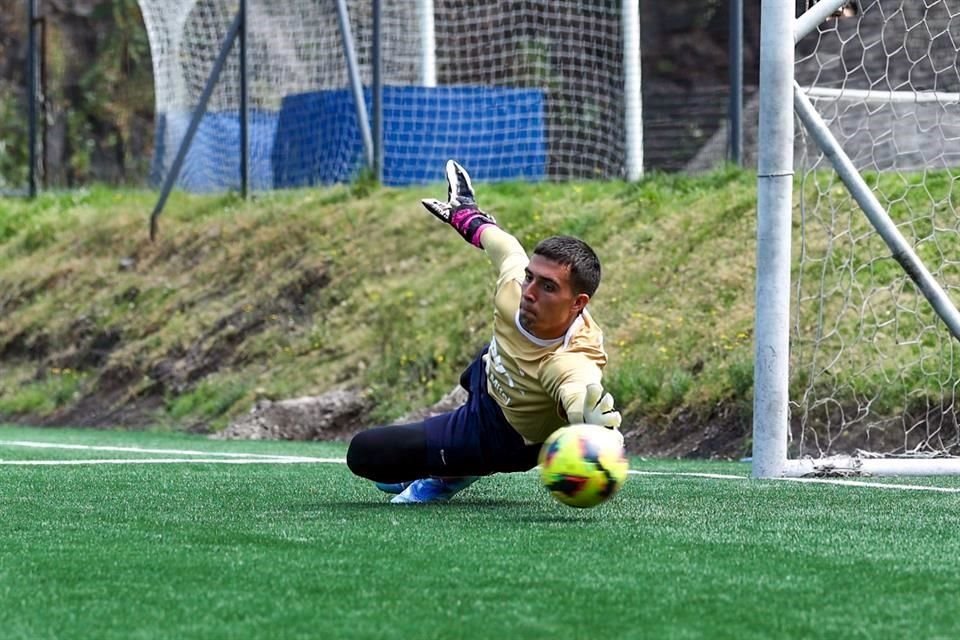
[421, 160, 499, 249]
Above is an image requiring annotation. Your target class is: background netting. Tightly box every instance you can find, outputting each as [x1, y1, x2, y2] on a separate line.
[793, 0, 960, 457]
[138, 0, 636, 190]
[0, 3, 32, 194]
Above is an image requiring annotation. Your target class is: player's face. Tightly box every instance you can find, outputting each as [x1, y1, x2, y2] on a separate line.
[519, 254, 590, 340]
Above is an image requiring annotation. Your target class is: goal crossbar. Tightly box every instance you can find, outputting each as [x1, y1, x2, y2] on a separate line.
[803, 87, 960, 104]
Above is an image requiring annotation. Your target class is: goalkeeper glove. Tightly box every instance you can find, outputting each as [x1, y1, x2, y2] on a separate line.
[421, 160, 498, 249]
[566, 383, 622, 430]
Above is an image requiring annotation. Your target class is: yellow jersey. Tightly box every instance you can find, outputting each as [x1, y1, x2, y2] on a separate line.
[480, 227, 609, 444]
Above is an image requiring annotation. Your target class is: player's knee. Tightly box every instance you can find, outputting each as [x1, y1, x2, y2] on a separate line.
[346, 430, 374, 478]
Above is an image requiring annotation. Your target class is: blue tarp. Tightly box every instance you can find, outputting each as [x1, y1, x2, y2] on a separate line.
[152, 86, 546, 191]
[151, 109, 278, 193]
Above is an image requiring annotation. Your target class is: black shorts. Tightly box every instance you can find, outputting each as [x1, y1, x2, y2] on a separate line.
[422, 348, 541, 476]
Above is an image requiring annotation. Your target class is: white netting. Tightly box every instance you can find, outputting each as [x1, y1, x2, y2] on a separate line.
[793, 0, 960, 457]
[138, 0, 637, 191]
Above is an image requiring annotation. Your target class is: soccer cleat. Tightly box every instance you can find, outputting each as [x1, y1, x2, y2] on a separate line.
[390, 476, 479, 504]
[374, 480, 414, 495]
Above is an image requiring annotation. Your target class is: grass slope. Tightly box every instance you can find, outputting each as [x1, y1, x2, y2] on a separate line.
[0, 171, 759, 455]
[2, 168, 956, 458]
[2, 426, 959, 640]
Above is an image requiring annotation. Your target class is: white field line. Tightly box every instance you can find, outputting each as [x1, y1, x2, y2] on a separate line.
[0, 439, 338, 463]
[2, 440, 959, 492]
[629, 469, 960, 493]
[630, 470, 745, 480]
[778, 476, 960, 493]
[0, 458, 343, 466]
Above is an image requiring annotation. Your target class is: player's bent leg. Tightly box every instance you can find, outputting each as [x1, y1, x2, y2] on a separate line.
[346, 423, 430, 484]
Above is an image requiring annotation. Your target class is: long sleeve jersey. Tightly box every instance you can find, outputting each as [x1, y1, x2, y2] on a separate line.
[480, 226, 609, 444]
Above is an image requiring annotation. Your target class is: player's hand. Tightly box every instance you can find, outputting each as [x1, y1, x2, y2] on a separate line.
[421, 160, 497, 248]
[568, 383, 622, 429]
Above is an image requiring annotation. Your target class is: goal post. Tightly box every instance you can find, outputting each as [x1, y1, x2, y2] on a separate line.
[752, 0, 795, 479]
[753, 0, 960, 477]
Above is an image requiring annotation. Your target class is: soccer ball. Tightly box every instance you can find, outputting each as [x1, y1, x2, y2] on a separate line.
[538, 423, 629, 508]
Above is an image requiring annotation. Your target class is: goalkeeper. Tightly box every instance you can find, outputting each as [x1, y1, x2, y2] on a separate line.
[346, 160, 622, 504]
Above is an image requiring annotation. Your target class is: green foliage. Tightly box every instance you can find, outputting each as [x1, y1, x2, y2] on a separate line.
[725, 356, 755, 402]
[0, 370, 87, 415]
[25, 0, 155, 186]
[0, 88, 28, 190]
[166, 379, 249, 424]
[604, 361, 667, 410]
[623, 163, 751, 206]
[349, 166, 380, 199]
[13, 218, 59, 254]
[603, 360, 696, 416]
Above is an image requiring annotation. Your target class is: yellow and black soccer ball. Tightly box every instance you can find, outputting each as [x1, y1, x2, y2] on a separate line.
[538, 424, 629, 508]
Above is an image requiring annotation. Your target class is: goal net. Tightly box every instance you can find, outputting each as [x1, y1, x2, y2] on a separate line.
[138, 0, 640, 191]
[768, 0, 960, 474]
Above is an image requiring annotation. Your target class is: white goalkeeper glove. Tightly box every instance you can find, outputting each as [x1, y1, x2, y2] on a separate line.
[566, 383, 622, 430]
[421, 160, 498, 248]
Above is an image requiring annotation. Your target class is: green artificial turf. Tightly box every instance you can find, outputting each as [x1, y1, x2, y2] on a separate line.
[2, 425, 959, 640]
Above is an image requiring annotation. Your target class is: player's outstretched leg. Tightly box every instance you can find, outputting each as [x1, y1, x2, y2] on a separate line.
[390, 476, 479, 504]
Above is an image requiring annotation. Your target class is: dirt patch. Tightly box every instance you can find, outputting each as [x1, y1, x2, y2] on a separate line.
[215, 390, 370, 441]
[0, 329, 51, 361]
[787, 399, 960, 458]
[30, 363, 164, 429]
[149, 265, 331, 395]
[47, 317, 122, 371]
[625, 402, 752, 460]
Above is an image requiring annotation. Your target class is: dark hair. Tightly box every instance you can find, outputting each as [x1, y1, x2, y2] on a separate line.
[532, 235, 602, 297]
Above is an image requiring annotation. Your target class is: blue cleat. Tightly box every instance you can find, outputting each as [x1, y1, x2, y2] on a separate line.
[390, 476, 479, 504]
[374, 480, 414, 495]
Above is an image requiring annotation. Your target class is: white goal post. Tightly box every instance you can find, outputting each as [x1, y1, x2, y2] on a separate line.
[753, 0, 960, 477]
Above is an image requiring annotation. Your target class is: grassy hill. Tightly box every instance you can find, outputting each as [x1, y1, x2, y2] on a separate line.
[0, 168, 762, 457]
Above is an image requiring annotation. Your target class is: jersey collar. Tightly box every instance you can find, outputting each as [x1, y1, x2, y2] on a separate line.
[514, 309, 585, 349]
